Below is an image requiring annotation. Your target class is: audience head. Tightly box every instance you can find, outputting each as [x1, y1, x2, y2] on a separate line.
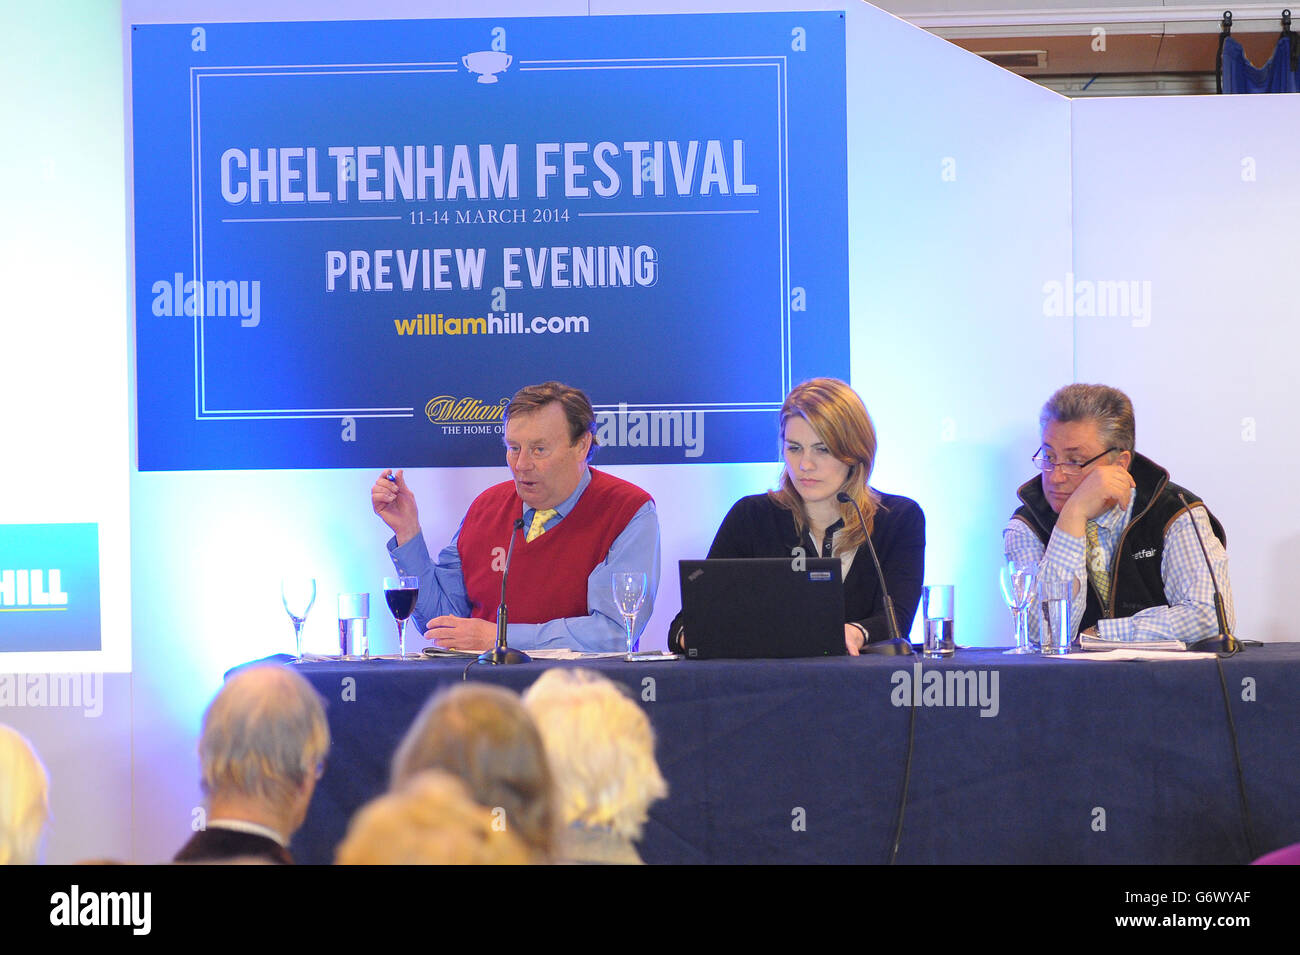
[0, 725, 50, 865]
[337, 770, 531, 865]
[198, 665, 330, 833]
[523, 668, 667, 842]
[392, 683, 556, 860]
[773, 377, 880, 545]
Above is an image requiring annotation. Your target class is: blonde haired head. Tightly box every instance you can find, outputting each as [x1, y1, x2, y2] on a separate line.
[0, 725, 50, 865]
[770, 377, 881, 552]
[523, 668, 667, 840]
[392, 683, 557, 861]
[336, 770, 531, 865]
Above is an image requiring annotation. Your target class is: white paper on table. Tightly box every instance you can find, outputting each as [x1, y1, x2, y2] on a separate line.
[1055, 648, 1219, 662]
[525, 649, 626, 660]
[1080, 635, 1189, 652]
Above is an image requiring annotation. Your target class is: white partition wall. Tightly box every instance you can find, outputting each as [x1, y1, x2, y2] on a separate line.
[842, 5, 1072, 639]
[0, 0, 1289, 863]
[1071, 94, 1300, 644]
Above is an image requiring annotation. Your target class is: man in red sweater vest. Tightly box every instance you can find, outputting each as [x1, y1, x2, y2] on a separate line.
[371, 382, 660, 653]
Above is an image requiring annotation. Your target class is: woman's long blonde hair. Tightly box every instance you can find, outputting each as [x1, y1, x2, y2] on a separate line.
[769, 378, 880, 554]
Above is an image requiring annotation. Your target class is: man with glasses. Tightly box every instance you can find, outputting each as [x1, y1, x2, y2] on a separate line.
[1004, 383, 1233, 646]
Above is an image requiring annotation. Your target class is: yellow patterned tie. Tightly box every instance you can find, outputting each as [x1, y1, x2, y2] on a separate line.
[1085, 521, 1111, 606]
[526, 508, 558, 542]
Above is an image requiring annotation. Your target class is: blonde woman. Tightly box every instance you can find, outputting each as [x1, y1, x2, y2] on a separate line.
[670, 378, 925, 654]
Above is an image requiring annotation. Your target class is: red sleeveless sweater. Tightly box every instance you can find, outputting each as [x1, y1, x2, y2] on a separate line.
[458, 469, 652, 624]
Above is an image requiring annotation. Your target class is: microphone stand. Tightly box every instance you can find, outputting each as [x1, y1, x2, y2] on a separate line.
[1177, 494, 1239, 655]
[478, 517, 531, 665]
[837, 492, 912, 656]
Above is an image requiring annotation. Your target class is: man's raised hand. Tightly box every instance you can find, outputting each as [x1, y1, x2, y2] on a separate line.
[371, 469, 421, 546]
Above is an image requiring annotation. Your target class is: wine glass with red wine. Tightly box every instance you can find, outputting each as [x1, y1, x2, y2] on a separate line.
[383, 575, 420, 659]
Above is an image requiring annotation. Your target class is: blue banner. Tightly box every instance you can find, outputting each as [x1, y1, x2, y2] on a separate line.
[131, 13, 848, 469]
[0, 523, 102, 653]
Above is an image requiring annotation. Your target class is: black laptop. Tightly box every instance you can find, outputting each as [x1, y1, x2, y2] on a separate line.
[678, 558, 847, 659]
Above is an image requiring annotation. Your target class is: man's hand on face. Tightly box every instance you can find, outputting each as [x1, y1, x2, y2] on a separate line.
[425, 615, 497, 651]
[1058, 464, 1136, 535]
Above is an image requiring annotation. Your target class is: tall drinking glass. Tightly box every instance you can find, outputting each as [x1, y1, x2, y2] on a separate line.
[384, 575, 420, 658]
[1039, 576, 1080, 655]
[922, 584, 956, 658]
[338, 592, 370, 660]
[1000, 560, 1039, 654]
[612, 571, 647, 661]
[281, 576, 317, 661]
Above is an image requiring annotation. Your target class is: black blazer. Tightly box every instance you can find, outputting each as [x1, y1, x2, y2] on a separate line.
[669, 491, 926, 650]
[174, 826, 293, 865]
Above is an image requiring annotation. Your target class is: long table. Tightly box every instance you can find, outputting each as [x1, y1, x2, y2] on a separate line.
[291, 644, 1300, 864]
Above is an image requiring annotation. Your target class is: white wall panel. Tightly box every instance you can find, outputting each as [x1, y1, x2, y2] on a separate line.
[1072, 93, 1300, 644]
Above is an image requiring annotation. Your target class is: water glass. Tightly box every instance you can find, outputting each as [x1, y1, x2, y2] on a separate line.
[611, 571, 647, 661]
[922, 584, 955, 658]
[1000, 560, 1039, 654]
[1038, 577, 1079, 655]
[281, 576, 316, 661]
[338, 592, 370, 660]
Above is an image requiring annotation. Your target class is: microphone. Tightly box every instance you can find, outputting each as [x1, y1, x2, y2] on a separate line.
[837, 492, 912, 656]
[1177, 493, 1239, 655]
[478, 517, 531, 665]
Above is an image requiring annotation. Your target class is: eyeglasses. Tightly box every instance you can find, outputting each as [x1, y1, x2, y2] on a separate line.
[1032, 447, 1120, 476]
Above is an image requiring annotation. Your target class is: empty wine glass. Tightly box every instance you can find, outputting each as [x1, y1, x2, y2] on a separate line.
[612, 571, 647, 661]
[1000, 559, 1038, 654]
[281, 576, 317, 661]
[384, 575, 419, 658]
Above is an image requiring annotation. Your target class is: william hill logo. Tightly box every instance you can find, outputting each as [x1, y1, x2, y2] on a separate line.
[424, 395, 508, 424]
[0, 523, 101, 653]
[0, 570, 68, 610]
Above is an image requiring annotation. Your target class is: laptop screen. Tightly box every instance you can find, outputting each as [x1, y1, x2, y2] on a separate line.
[678, 558, 846, 659]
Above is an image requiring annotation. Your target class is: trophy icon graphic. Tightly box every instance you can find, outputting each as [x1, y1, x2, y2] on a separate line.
[462, 50, 512, 84]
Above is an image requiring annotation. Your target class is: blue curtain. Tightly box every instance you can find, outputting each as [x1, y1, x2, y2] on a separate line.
[1221, 34, 1300, 92]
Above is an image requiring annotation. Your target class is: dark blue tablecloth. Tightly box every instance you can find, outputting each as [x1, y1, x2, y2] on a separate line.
[290, 645, 1300, 864]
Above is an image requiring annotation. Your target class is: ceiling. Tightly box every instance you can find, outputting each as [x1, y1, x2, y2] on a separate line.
[870, 1, 1297, 94]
